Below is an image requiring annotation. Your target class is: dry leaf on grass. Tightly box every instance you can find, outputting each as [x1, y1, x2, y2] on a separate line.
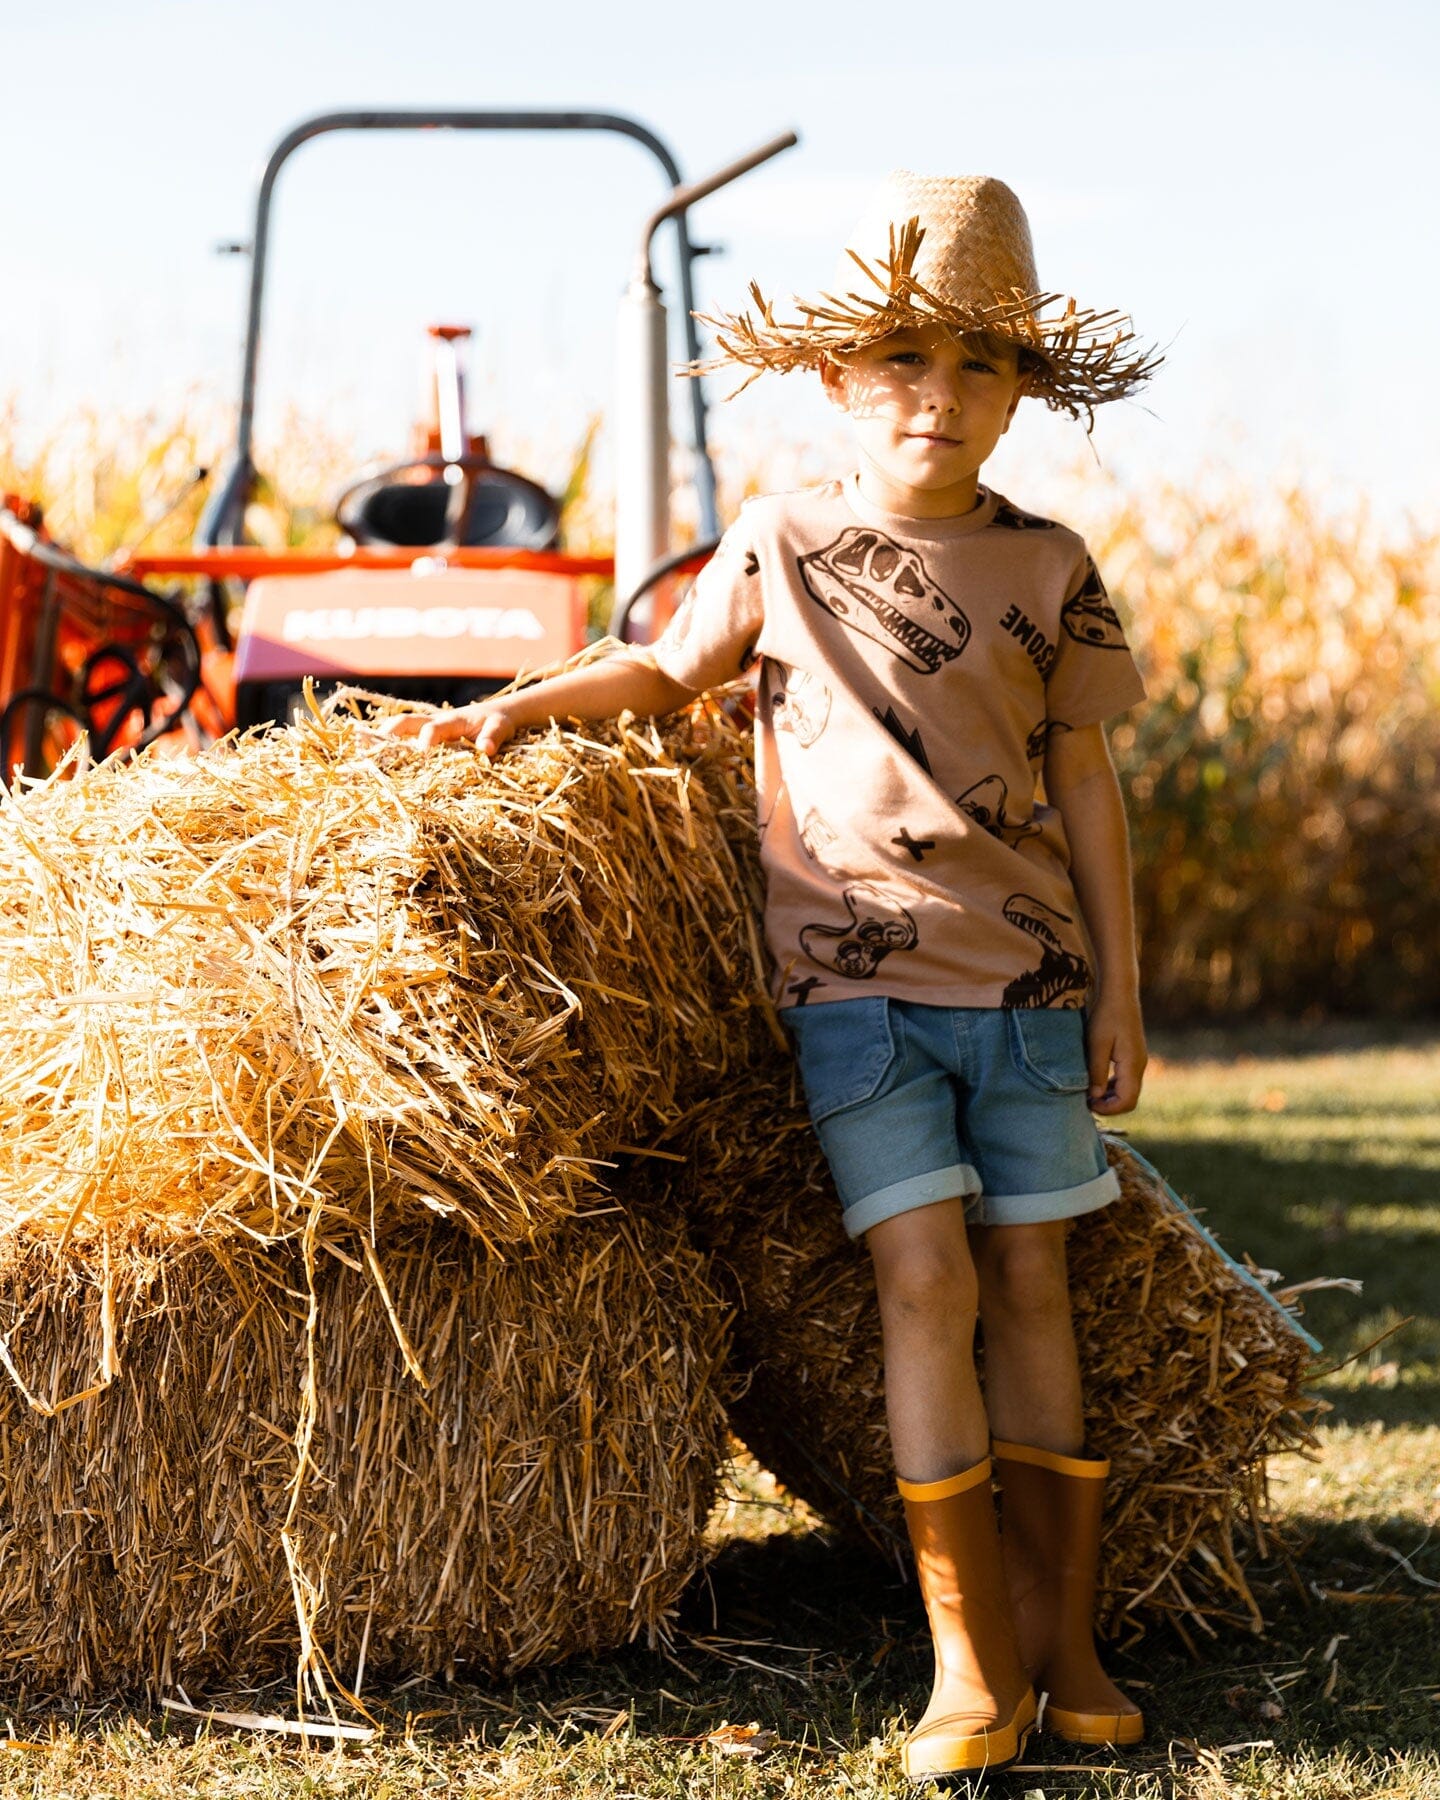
[706, 1722, 779, 1759]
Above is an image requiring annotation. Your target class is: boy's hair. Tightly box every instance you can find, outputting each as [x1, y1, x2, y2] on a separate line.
[831, 325, 1047, 385]
[957, 328, 1047, 382]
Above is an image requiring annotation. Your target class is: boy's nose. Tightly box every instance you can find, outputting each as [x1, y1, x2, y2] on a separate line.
[918, 370, 963, 412]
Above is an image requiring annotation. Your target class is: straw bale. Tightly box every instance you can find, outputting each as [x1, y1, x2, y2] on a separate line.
[0, 1205, 730, 1697]
[0, 695, 765, 1250]
[665, 1074, 1322, 1643]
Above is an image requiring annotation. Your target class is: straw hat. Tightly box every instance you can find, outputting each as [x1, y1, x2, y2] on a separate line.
[696, 171, 1160, 422]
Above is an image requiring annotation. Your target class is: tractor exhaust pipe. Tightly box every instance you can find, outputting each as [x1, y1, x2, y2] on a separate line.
[613, 130, 797, 622]
[614, 276, 672, 620]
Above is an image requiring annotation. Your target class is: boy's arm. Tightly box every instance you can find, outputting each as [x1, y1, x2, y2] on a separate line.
[1044, 724, 1147, 1115]
[379, 652, 699, 754]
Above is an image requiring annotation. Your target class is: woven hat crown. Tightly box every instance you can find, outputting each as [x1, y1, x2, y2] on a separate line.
[835, 172, 1042, 315]
[694, 167, 1161, 423]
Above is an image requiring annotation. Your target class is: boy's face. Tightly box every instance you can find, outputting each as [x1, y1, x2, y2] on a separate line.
[820, 322, 1026, 517]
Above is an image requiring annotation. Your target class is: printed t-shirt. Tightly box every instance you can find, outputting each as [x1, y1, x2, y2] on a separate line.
[645, 476, 1146, 1012]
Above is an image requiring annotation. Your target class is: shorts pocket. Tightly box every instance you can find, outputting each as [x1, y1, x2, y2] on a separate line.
[1007, 1007, 1089, 1095]
[786, 996, 897, 1124]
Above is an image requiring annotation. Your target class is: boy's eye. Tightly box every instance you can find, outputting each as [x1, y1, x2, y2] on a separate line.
[886, 350, 925, 366]
[964, 358, 998, 374]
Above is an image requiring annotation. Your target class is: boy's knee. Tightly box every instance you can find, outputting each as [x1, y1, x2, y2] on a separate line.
[975, 1222, 1069, 1314]
[872, 1227, 979, 1322]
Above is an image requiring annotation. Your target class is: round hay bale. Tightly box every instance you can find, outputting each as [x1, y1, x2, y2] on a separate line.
[0, 1207, 731, 1697]
[670, 1072, 1322, 1643]
[0, 696, 767, 1250]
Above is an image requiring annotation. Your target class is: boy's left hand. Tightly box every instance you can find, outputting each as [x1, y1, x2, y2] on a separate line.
[1084, 989, 1147, 1115]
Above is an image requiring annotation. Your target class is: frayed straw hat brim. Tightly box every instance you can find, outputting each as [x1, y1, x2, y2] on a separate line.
[694, 216, 1162, 425]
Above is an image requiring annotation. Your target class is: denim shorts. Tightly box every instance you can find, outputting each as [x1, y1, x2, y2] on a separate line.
[784, 997, 1119, 1240]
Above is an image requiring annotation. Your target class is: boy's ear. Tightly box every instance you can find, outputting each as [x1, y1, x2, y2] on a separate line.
[1002, 371, 1029, 433]
[819, 355, 851, 412]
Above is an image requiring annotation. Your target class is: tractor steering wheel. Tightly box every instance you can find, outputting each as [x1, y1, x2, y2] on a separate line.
[335, 453, 559, 552]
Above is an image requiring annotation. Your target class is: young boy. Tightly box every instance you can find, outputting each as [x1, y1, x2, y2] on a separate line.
[384, 171, 1158, 1781]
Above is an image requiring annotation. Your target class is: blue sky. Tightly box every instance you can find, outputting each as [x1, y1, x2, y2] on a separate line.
[2, 0, 1437, 522]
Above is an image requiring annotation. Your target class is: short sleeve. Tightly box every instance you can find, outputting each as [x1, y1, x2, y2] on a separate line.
[644, 512, 765, 694]
[1044, 551, 1146, 728]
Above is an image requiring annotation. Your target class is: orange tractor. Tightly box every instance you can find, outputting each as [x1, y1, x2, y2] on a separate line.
[0, 109, 794, 777]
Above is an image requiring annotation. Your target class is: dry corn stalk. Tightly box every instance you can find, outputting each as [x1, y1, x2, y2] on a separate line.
[1088, 482, 1440, 1018]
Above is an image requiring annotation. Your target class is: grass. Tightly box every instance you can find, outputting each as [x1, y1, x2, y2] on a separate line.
[0, 1025, 1437, 1798]
[1133, 1023, 1440, 1431]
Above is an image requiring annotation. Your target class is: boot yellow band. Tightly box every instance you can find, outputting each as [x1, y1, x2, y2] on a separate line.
[896, 1458, 992, 1503]
[992, 1438, 1109, 1479]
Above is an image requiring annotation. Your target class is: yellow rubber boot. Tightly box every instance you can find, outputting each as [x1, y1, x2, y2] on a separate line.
[898, 1459, 1038, 1779]
[992, 1440, 1144, 1746]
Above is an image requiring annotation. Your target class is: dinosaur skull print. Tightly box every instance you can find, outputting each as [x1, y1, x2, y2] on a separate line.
[956, 774, 1041, 843]
[1026, 718, 1072, 763]
[799, 530, 971, 674]
[800, 882, 920, 980]
[990, 499, 1057, 531]
[1000, 894, 1092, 1009]
[1060, 559, 1128, 650]
[770, 664, 832, 746]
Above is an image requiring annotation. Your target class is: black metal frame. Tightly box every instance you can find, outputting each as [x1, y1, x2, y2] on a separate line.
[198, 109, 722, 549]
[607, 539, 720, 643]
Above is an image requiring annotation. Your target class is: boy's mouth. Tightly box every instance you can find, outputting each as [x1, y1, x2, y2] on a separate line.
[907, 431, 961, 445]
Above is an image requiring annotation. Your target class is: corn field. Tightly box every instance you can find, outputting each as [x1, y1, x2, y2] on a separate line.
[1094, 485, 1440, 1018]
[4, 406, 1437, 1020]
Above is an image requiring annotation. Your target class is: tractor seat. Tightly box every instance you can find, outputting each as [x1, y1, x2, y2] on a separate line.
[337, 461, 560, 550]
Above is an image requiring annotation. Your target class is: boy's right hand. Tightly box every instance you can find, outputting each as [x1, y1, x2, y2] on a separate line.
[379, 703, 518, 755]
[373, 653, 697, 757]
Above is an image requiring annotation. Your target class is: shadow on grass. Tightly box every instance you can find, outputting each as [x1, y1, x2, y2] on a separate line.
[360, 1513, 1437, 1778]
[1147, 1021, 1440, 1065]
[1128, 1131, 1440, 1429]
[1126, 1136, 1440, 1248]
[6, 1511, 1435, 1799]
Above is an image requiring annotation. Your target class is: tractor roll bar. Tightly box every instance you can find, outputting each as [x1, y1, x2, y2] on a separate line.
[613, 129, 797, 606]
[634, 132, 797, 284]
[201, 110, 752, 550]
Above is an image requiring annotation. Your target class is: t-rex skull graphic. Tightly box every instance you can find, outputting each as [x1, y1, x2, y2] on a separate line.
[1000, 893, 1092, 1009]
[956, 774, 1041, 843]
[1061, 560, 1128, 650]
[799, 530, 971, 674]
[800, 882, 919, 980]
[770, 663, 832, 746]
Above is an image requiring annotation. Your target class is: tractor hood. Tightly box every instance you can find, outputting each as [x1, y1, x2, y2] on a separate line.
[233, 565, 585, 684]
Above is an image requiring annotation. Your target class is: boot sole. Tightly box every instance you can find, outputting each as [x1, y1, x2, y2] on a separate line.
[903, 1691, 1038, 1778]
[1042, 1704, 1144, 1746]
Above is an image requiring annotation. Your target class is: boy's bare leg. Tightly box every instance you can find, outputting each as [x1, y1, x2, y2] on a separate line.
[969, 1220, 1084, 1455]
[969, 1218, 1141, 1743]
[869, 1197, 1036, 1775]
[866, 1197, 990, 1480]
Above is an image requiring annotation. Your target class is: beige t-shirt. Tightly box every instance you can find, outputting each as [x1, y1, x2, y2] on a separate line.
[648, 477, 1146, 1012]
